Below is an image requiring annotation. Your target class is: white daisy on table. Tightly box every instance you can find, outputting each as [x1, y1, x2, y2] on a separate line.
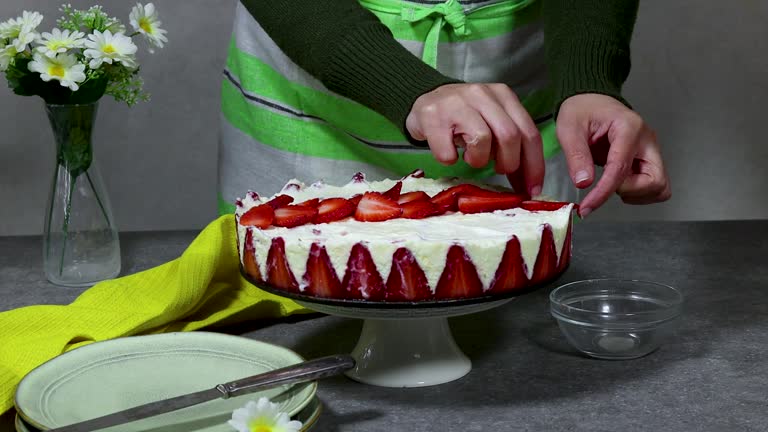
[36, 28, 86, 58]
[129, 3, 168, 52]
[83, 30, 138, 69]
[228, 398, 303, 432]
[27, 52, 86, 91]
[0, 11, 43, 52]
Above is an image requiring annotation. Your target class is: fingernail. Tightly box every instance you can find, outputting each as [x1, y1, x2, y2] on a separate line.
[574, 170, 590, 185]
[579, 207, 592, 218]
[530, 185, 542, 197]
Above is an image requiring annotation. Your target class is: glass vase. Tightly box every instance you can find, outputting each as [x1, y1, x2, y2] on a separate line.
[43, 102, 121, 287]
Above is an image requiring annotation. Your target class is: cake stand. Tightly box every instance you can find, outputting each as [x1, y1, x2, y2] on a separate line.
[246, 272, 559, 388]
[294, 296, 514, 388]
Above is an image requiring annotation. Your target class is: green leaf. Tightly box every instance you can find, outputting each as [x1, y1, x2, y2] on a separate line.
[6, 58, 38, 97]
[69, 75, 109, 105]
[59, 129, 93, 178]
[51, 107, 97, 179]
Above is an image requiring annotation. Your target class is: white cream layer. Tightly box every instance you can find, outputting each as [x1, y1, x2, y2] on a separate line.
[236, 173, 573, 293]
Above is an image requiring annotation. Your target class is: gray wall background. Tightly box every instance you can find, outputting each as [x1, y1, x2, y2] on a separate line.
[1, 0, 767, 236]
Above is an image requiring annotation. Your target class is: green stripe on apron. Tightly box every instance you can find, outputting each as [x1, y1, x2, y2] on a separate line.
[222, 78, 500, 176]
[226, 40, 404, 142]
[226, 39, 555, 143]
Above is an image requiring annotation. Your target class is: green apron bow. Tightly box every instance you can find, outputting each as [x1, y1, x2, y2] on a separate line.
[400, 0, 470, 67]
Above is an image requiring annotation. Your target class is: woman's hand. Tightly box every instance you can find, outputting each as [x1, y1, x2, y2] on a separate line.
[405, 83, 545, 196]
[556, 93, 671, 218]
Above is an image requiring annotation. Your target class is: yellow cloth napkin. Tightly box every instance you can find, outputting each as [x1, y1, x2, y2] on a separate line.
[0, 214, 311, 414]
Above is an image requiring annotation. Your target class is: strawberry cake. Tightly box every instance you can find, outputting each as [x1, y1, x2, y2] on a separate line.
[235, 170, 576, 303]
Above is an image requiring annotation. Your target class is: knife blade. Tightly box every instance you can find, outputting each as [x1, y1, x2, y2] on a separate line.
[47, 354, 355, 432]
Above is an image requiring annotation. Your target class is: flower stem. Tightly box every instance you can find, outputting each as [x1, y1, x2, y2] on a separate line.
[59, 173, 76, 276]
[45, 171, 58, 261]
[86, 171, 111, 226]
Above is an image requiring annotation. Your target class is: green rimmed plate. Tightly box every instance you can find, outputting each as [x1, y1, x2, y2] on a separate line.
[15, 332, 317, 431]
[15, 397, 322, 432]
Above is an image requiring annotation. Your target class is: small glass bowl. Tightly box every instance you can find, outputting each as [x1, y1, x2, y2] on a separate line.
[550, 279, 683, 360]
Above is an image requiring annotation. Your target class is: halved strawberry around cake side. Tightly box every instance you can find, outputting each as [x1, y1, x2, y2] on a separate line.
[236, 170, 576, 302]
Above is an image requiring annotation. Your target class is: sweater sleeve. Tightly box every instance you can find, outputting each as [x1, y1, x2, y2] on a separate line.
[542, 0, 639, 116]
[239, 0, 460, 136]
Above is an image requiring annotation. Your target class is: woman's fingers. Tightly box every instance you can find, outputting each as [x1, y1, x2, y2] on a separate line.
[616, 131, 672, 204]
[465, 85, 522, 173]
[556, 119, 596, 190]
[488, 84, 544, 195]
[405, 83, 543, 182]
[578, 118, 642, 216]
[556, 94, 673, 216]
[454, 107, 494, 168]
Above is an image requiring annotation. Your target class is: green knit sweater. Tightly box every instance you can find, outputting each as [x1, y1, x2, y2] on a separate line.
[241, 0, 637, 135]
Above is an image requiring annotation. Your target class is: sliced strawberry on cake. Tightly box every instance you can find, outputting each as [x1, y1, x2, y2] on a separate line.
[397, 191, 430, 205]
[304, 243, 343, 298]
[382, 181, 402, 201]
[241, 229, 262, 281]
[435, 245, 483, 299]
[520, 200, 572, 211]
[457, 192, 524, 214]
[274, 205, 318, 228]
[530, 225, 558, 285]
[266, 194, 294, 209]
[266, 237, 299, 291]
[431, 184, 506, 211]
[386, 248, 431, 301]
[239, 204, 274, 229]
[354, 192, 402, 222]
[342, 243, 386, 300]
[315, 198, 356, 224]
[349, 194, 363, 207]
[297, 198, 320, 208]
[401, 200, 440, 219]
[488, 237, 528, 294]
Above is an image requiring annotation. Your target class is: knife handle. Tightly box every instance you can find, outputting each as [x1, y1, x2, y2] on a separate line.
[216, 354, 355, 398]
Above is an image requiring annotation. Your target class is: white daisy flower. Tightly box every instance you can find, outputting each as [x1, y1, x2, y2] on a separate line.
[0, 11, 43, 38]
[129, 3, 168, 51]
[11, 27, 39, 52]
[227, 398, 303, 432]
[18, 10, 43, 31]
[28, 52, 86, 91]
[83, 30, 138, 69]
[0, 11, 43, 52]
[36, 28, 86, 58]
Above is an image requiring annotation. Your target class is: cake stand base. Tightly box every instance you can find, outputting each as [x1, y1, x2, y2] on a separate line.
[296, 297, 513, 388]
[349, 317, 470, 387]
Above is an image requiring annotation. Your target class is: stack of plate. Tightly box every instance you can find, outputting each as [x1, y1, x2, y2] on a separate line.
[13, 332, 322, 431]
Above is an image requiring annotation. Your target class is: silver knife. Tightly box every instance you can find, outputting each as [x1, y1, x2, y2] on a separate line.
[47, 354, 355, 432]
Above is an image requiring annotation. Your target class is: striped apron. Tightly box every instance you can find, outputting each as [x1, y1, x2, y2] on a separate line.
[218, 0, 577, 214]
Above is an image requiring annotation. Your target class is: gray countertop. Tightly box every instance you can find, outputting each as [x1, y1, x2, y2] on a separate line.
[1, 221, 767, 431]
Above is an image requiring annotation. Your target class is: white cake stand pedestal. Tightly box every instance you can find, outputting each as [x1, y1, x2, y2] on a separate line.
[295, 298, 514, 388]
